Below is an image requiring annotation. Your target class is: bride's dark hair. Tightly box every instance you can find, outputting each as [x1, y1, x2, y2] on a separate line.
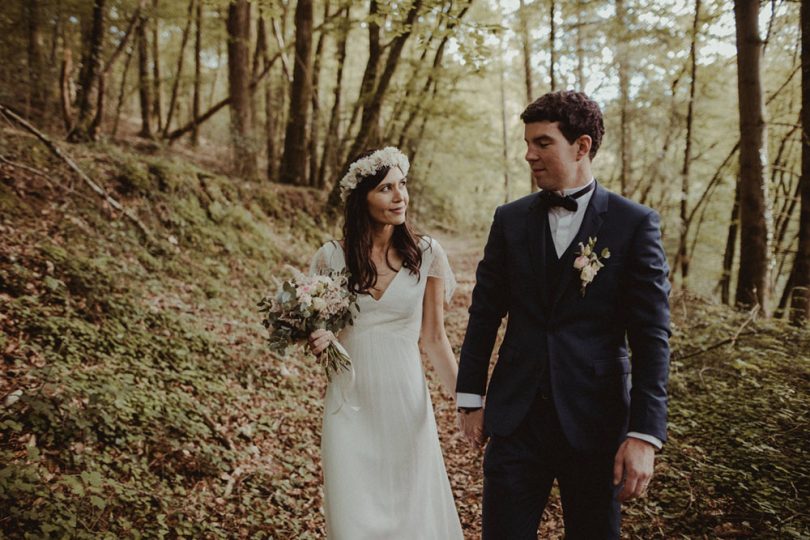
[342, 150, 422, 295]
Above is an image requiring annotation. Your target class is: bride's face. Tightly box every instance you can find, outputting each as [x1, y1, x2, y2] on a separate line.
[366, 167, 408, 226]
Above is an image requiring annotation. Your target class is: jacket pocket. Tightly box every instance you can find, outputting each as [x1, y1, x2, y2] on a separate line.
[591, 356, 630, 376]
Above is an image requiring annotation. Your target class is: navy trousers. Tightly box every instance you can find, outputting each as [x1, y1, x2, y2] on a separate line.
[482, 392, 621, 539]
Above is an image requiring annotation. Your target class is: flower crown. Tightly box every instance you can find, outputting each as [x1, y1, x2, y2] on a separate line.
[339, 147, 410, 202]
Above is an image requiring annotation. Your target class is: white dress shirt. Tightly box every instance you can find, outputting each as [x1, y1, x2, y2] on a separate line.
[458, 179, 662, 450]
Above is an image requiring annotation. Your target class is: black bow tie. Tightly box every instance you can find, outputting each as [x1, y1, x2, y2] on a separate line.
[538, 183, 594, 212]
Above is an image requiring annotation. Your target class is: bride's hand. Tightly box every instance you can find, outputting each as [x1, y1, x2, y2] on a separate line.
[308, 329, 337, 355]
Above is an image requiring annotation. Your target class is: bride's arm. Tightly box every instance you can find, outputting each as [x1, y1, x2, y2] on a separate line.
[419, 276, 458, 397]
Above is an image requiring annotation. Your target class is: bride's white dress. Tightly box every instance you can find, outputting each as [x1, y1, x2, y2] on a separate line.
[310, 237, 463, 540]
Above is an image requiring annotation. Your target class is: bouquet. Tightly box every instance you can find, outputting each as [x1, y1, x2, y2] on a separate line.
[258, 267, 358, 379]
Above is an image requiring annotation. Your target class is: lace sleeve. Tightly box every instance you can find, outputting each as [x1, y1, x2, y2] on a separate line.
[426, 237, 457, 305]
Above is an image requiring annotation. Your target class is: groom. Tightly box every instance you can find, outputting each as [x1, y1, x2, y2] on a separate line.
[456, 90, 670, 539]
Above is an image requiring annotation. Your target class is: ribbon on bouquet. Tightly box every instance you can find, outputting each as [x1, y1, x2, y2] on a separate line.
[327, 340, 360, 415]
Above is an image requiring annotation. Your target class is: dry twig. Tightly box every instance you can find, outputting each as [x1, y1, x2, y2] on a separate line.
[0, 104, 156, 245]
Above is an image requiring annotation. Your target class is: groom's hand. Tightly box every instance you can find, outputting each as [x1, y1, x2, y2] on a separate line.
[457, 408, 486, 449]
[613, 437, 655, 502]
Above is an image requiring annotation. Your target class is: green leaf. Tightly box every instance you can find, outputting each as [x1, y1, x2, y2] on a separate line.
[81, 470, 103, 487]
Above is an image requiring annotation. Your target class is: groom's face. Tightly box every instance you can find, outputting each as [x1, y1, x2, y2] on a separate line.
[524, 121, 582, 192]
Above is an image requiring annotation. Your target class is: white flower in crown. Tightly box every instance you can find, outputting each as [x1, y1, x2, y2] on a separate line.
[339, 147, 410, 202]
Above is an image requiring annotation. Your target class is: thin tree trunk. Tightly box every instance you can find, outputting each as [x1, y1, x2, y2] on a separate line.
[396, 1, 472, 151]
[791, 0, 810, 325]
[734, 0, 772, 313]
[255, 12, 277, 180]
[136, 14, 153, 138]
[318, 4, 349, 188]
[576, 0, 585, 90]
[112, 43, 134, 137]
[518, 0, 534, 199]
[227, 0, 259, 180]
[331, 0, 423, 204]
[616, 0, 631, 196]
[500, 35, 510, 204]
[90, 5, 141, 139]
[164, 0, 195, 137]
[308, 0, 330, 187]
[60, 47, 74, 133]
[518, 0, 533, 100]
[68, 0, 106, 142]
[152, 0, 163, 132]
[338, 0, 380, 168]
[720, 178, 742, 305]
[549, 0, 557, 91]
[27, 0, 47, 120]
[209, 15, 224, 109]
[279, 0, 314, 185]
[676, 0, 701, 286]
[191, 0, 202, 146]
[772, 111, 802, 253]
[776, 261, 797, 319]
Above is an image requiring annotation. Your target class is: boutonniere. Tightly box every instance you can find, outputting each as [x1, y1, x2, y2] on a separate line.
[573, 237, 610, 296]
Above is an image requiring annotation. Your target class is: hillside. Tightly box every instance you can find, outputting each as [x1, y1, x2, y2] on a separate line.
[1, 131, 808, 538]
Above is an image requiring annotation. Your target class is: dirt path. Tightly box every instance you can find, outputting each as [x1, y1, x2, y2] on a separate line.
[429, 232, 565, 539]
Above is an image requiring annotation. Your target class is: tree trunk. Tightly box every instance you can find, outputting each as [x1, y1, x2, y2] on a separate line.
[191, 0, 202, 146]
[308, 0, 330, 187]
[90, 5, 141, 139]
[518, 0, 533, 100]
[500, 35, 510, 203]
[255, 13, 277, 180]
[227, 0, 259, 180]
[164, 0, 195, 137]
[734, 0, 772, 313]
[576, 0, 585, 90]
[136, 14, 153, 138]
[209, 16, 224, 109]
[278, 0, 314, 185]
[27, 0, 47, 120]
[791, 0, 810, 325]
[720, 177, 742, 305]
[396, 1, 472, 152]
[112, 43, 134, 137]
[318, 4, 350, 188]
[676, 0, 701, 286]
[338, 0, 381, 168]
[549, 0, 557, 91]
[518, 0, 536, 193]
[331, 0, 423, 205]
[615, 0, 631, 196]
[68, 0, 106, 142]
[152, 0, 163, 132]
[60, 47, 74, 133]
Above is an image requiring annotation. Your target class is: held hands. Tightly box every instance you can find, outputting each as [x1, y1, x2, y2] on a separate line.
[457, 408, 486, 449]
[613, 437, 656, 502]
[308, 329, 337, 356]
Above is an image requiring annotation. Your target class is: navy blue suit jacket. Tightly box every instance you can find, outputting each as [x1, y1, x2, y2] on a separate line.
[457, 182, 671, 453]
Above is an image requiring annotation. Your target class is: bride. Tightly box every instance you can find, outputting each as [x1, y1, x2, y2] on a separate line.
[308, 147, 463, 539]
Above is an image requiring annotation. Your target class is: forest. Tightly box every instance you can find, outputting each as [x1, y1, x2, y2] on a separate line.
[0, 0, 808, 537]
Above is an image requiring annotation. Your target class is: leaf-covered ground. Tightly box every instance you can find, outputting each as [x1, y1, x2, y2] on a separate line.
[1, 132, 808, 538]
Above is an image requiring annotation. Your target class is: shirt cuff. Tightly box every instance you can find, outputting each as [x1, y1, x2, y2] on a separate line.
[456, 393, 484, 408]
[627, 432, 663, 450]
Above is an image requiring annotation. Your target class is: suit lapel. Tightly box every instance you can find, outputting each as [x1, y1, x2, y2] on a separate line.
[551, 182, 609, 309]
[527, 194, 550, 310]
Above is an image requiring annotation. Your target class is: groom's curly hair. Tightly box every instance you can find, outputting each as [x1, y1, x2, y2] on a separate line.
[342, 150, 422, 296]
[520, 90, 605, 159]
